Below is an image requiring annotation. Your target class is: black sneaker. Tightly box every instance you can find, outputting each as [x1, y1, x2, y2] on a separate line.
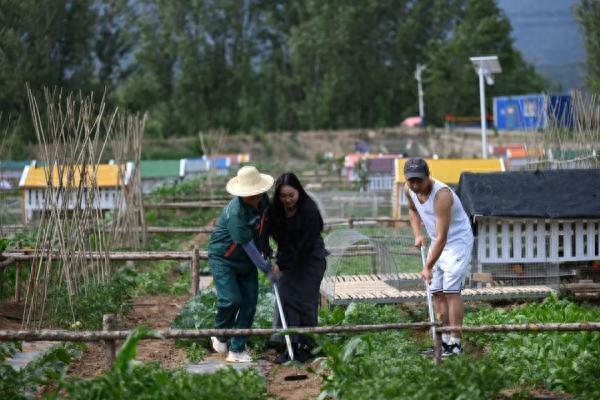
[421, 342, 451, 357]
[442, 343, 463, 357]
[274, 351, 290, 364]
[294, 344, 313, 363]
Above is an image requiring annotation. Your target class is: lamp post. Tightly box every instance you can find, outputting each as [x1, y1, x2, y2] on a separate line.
[470, 56, 502, 159]
[415, 64, 426, 126]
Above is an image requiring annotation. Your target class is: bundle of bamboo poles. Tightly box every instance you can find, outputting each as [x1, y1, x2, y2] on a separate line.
[23, 86, 115, 328]
[109, 112, 147, 249]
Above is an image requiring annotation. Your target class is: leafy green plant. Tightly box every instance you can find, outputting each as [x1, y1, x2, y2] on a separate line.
[45, 269, 135, 329]
[315, 298, 600, 399]
[315, 303, 510, 400]
[186, 342, 207, 363]
[0, 342, 82, 400]
[0, 341, 22, 362]
[52, 328, 267, 400]
[465, 294, 600, 398]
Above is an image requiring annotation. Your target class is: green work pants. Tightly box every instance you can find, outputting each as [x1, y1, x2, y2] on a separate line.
[210, 260, 258, 353]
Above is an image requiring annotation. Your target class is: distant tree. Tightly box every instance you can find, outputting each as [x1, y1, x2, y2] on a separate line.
[0, 0, 96, 144]
[575, 0, 600, 92]
[286, 0, 465, 130]
[424, 0, 546, 123]
[93, 0, 134, 94]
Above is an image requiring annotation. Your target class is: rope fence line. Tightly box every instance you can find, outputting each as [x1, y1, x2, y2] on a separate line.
[1, 321, 599, 366]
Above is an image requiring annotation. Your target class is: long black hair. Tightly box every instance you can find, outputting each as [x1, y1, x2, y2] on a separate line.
[268, 172, 323, 244]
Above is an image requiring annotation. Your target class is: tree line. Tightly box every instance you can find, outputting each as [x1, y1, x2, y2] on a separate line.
[0, 0, 595, 147]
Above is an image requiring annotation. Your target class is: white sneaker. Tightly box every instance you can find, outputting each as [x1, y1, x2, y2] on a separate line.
[211, 337, 228, 354]
[226, 350, 252, 363]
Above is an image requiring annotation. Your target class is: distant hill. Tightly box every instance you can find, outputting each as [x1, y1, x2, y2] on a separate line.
[497, 0, 586, 91]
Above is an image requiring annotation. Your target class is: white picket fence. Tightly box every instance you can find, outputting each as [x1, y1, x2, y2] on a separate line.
[476, 217, 600, 264]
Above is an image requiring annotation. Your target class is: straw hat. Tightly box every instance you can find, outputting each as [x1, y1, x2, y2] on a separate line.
[226, 166, 274, 197]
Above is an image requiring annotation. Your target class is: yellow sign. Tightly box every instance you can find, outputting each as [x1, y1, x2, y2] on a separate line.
[395, 158, 504, 184]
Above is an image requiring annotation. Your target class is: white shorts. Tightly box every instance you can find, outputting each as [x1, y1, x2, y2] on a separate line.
[429, 246, 472, 294]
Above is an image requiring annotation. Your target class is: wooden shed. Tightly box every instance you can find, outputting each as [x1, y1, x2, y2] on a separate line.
[457, 169, 600, 291]
[19, 164, 131, 223]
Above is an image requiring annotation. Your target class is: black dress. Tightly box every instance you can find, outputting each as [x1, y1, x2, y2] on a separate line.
[272, 199, 328, 345]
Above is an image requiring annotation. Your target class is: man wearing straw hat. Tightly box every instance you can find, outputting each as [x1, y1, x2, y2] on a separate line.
[208, 165, 274, 363]
[404, 158, 474, 357]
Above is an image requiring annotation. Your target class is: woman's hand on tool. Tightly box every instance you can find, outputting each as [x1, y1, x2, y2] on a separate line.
[269, 263, 282, 282]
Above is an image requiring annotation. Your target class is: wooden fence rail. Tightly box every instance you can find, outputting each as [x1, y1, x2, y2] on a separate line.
[3, 250, 209, 261]
[2, 248, 207, 302]
[144, 201, 228, 209]
[1, 321, 599, 366]
[0, 217, 409, 235]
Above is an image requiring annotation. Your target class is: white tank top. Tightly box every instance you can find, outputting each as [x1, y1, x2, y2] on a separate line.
[408, 179, 473, 251]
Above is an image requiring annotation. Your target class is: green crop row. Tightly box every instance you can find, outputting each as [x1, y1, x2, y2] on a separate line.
[314, 295, 600, 399]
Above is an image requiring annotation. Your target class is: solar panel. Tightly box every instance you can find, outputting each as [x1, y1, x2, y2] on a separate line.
[470, 56, 502, 74]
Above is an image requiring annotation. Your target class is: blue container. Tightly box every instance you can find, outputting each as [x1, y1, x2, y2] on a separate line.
[212, 158, 230, 170]
[493, 94, 573, 130]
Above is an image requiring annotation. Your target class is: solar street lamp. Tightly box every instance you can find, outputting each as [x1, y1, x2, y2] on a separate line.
[415, 64, 427, 125]
[470, 56, 502, 158]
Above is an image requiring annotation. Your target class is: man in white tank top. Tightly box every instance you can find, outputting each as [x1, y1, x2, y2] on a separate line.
[404, 158, 474, 357]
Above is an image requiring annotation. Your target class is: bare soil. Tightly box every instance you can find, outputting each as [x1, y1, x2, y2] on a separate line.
[68, 294, 189, 378]
[262, 349, 324, 400]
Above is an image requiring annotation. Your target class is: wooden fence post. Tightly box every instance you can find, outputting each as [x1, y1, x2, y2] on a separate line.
[14, 262, 21, 303]
[103, 314, 116, 369]
[433, 330, 443, 365]
[370, 250, 377, 274]
[191, 246, 199, 296]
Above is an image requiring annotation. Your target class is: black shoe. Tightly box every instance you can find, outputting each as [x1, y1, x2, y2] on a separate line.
[442, 343, 463, 357]
[274, 351, 290, 364]
[421, 342, 451, 357]
[294, 344, 313, 363]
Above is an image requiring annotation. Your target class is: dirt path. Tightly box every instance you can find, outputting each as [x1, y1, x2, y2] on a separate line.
[68, 294, 189, 378]
[262, 350, 324, 400]
[66, 293, 325, 398]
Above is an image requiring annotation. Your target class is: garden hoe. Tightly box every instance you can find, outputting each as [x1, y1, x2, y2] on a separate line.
[272, 282, 308, 381]
[420, 246, 436, 343]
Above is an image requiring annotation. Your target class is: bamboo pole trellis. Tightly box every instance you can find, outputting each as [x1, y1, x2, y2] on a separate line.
[24, 86, 116, 328]
[109, 112, 147, 249]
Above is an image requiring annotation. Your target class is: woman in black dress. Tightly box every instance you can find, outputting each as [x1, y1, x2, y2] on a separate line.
[268, 172, 328, 363]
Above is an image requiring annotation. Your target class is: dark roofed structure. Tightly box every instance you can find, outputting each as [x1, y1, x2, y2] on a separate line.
[457, 169, 600, 219]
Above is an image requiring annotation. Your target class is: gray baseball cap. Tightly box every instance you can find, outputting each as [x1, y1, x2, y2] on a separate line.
[403, 158, 429, 180]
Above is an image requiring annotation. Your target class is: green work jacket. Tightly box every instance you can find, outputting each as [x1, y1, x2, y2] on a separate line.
[207, 194, 269, 270]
